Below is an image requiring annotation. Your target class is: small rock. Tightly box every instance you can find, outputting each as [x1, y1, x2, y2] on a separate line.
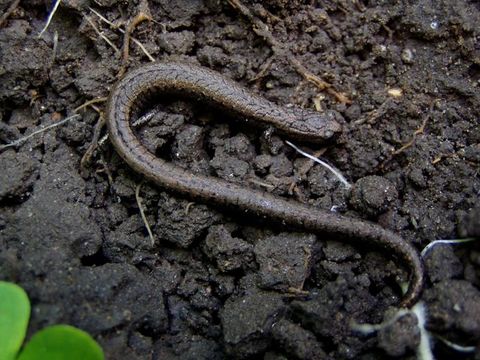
[202, 225, 254, 272]
[71, 263, 168, 334]
[253, 154, 273, 175]
[156, 193, 221, 248]
[211, 153, 250, 181]
[308, 162, 343, 197]
[269, 154, 293, 177]
[221, 291, 286, 358]
[172, 124, 209, 174]
[174, 125, 205, 152]
[254, 232, 316, 290]
[322, 240, 358, 262]
[349, 175, 398, 217]
[0, 150, 38, 201]
[377, 313, 420, 357]
[103, 215, 152, 262]
[458, 205, 480, 238]
[223, 134, 256, 162]
[291, 289, 346, 340]
[425, 280, 480, 337]
[424, 245, 463, 283]
[272, 319, 327, 360]
[158, 31, 196, 54]
[401, 48, 414, 64]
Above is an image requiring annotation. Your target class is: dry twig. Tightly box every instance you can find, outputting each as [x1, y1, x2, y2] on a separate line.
[74, 97, 108, 113]
[80, 115, 106, 170]
[88, 7, 156, 62]
[248, 177, 276, 190]
[353, 98, 394, 126]
[118, 1, 152, 77]
[0, 0, 20, 28]
[135, 182, 156, 246]
[248, 56, 274, 83]
[49, 30, 59, 68]
[392, 101, 435, 156]
[84, 15, 120, 54]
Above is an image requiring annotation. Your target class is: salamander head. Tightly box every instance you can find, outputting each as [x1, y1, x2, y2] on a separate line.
[287, 108, 343, 143]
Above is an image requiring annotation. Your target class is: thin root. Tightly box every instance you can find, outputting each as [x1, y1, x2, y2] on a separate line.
[97, 153, 114, 187]
[421, 237, 476, 257]
[135, 182, 156, 246]
[49, 30, 59, 68]
[0, 114, 80, 151]
[353, 99, 393, 126]
[248, 177, 276, 190]
[286, 287, 309, 295]
[249, 56, 274, 83]
[392, 101, 435, 156]
[437, 336, 476, 353]
[75, 98, 107, 170]
[184, 202, 195, 216]
[286, 141, 351, 189]
[80, 115, 106, 171]
[84, 15, 120, 54]
[74, 97, 108, 113]
[1, 95, 106, 152]
[288, 147, 326, 196]
[38, 0, 62, 37]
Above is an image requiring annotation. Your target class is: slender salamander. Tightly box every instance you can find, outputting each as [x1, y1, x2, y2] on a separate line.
[105, 62, 424, 308]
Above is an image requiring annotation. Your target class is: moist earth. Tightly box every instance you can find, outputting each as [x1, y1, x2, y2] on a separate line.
[0, 0, 479, 359]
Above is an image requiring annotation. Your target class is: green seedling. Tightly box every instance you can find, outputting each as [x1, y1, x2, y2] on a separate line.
[0, 281, 104, 360]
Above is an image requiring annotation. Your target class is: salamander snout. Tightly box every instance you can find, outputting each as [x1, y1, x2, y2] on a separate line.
[295, 109, 343, 143]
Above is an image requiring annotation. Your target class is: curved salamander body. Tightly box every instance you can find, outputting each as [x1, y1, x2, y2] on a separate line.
[106, 62, 424, 308]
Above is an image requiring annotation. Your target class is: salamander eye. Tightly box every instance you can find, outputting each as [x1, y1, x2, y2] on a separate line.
[302, 110, 343, 139]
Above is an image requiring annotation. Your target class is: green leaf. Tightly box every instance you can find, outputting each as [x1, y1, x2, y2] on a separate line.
[17, 325, 104, 360]
[0, 281, 31, 360]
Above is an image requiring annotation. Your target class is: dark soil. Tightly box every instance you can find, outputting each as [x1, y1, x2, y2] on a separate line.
[1, 0, 479, 359]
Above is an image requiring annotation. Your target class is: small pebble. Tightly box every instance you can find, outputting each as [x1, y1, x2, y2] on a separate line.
[349, 176, 398, 217]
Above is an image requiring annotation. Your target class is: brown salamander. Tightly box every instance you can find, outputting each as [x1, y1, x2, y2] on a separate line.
[105, 62, 424, 308]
